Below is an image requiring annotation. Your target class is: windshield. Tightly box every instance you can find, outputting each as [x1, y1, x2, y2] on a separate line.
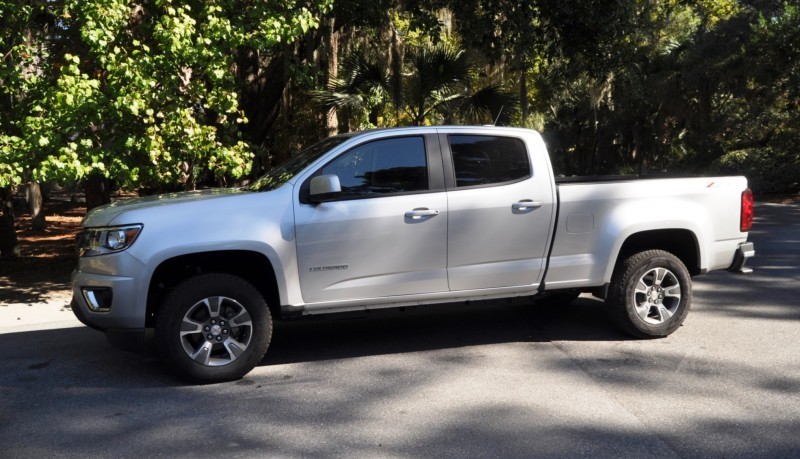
[249, 134, 353, 192]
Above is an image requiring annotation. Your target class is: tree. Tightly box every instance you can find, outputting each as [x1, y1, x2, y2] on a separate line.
[0, 186, 19, 259]
[0, 0, 333, 206]
[708, 3, 800, 192]
[314, 43, 516, 128]
[0, 0, 332, 257]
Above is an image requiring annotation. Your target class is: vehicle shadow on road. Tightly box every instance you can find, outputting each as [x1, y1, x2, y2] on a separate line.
[0, 296, 623, 387]
[263, 297, 629, 366]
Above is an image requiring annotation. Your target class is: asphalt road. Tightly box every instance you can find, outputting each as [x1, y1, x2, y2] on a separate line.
[1, 203, 798, 458]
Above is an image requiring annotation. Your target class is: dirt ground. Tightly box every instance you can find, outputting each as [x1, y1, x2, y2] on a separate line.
[0, 195, 83, 307]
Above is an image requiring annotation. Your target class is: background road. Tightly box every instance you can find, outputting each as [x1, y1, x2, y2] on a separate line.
[1, 203, 798, 458]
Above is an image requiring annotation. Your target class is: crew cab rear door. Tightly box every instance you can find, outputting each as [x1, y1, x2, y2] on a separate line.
[440, 130, 555, 290]
[294, 133, 448, 304]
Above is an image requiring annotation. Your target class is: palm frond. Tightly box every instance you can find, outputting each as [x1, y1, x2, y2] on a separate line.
[339, 52, 391, 95]
[456, 85, 519, 125]
[403, 44, 471, 124]
[310, 89, 368, 112]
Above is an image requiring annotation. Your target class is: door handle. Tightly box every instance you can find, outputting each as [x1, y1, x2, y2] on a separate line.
[512, 200, 544, 211]
[405, 208, 440, 219]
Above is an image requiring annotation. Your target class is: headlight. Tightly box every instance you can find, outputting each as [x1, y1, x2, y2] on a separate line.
[76, 224, 143, 257]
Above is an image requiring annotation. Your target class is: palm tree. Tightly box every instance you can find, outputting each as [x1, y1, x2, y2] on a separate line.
[403, 45, 470, 125]
[313, 43, 517, 129]
[311, 51, 392, 130]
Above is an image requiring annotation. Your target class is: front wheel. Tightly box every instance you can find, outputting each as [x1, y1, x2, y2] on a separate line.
[155, 273, 272, 383]
[606, 250, 692, 338]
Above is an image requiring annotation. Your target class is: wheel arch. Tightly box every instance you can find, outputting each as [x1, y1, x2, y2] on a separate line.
[145, 250, 280, 327]
[610, 229, 701, 280]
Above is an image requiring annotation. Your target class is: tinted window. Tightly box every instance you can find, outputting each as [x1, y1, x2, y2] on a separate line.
[449, 135, 530, 187]
[321, 136, 428, 198]
[250, 134, 353, 192]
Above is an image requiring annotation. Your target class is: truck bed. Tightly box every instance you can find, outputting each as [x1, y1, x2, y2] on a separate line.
[545, 175, 749, 290]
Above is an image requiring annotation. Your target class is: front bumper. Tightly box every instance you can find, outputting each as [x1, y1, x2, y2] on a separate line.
[71, 298, 147, 352]
[71, 252, 152, 352]
[728, 242, 755, 274]
[71, 268, 143, 329]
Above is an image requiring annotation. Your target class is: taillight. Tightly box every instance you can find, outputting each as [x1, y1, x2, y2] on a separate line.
[740, 188, 754, 232]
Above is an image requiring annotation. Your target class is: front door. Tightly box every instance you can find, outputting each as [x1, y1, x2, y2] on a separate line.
[295, 135, 448, 304]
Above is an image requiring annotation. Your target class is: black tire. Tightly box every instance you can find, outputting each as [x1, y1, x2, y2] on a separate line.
[155, 273, 272, 383]
[606, 250, 692, 338]
[532, 290, 581, 307]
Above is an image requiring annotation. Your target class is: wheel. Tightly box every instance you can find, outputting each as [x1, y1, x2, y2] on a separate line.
[606, 250, 692, 338]
[155, 273, 272, 383]
[532, 290, 581, 307]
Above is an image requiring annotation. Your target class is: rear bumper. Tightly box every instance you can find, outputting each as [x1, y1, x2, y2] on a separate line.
[728, 242, 755, 274]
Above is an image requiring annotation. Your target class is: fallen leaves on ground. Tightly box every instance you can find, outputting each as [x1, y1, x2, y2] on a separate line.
[0, 196, 83, 305]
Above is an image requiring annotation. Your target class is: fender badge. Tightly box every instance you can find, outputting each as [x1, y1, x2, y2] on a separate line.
[309, 265, 349, 272]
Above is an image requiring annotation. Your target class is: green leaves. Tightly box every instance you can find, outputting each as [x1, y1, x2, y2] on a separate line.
[314, 43, 517, 127]
[0, 0, 330, 190]
[3, 0, 794, 195]
[0, 136, 25, 188]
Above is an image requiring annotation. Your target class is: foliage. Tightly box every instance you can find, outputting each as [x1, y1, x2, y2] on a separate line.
[313, 43, 516, 128]
[722, 3, 799, 193]
[2, 0, 798, 196]
[0, 0, 332, 189]
[712, 147, 800, 194]
[470, 0, 800, 187]
[312, 49, 392, 129]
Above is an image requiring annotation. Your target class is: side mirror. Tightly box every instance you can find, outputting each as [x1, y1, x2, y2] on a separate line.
[309, 174, 342, 203]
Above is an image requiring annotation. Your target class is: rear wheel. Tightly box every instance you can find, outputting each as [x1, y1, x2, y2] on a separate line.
[155, 273, 272, 383]
[606, 250, 692, 338]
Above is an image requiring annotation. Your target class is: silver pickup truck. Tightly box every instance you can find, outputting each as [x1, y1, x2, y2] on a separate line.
[71, 126, 755, 383]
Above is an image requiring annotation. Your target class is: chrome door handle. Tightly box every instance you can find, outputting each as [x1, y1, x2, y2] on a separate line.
[405, 208, 440, 219]
[512, 200, 544, 210]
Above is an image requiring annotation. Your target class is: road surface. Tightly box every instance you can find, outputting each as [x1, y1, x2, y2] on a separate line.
[1, 202, 797, 457]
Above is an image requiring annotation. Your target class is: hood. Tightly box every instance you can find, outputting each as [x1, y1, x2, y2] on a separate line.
[81, 188, 246, 227]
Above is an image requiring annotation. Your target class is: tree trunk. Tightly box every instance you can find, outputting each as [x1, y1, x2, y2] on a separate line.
[632, 124, 645, 174]
[519, 68, 528, 124]
[277, 64, 295, 165]
[26, 182, 46, 231]
[0, 186, 20, 259]
[324, 17, 339, 136]
[40, 181, 52, 202]
[236, 46, 290, 148]
[84, 172, 111, 211]
[236, 29, 325, 172]
[389, 26, 403, 125]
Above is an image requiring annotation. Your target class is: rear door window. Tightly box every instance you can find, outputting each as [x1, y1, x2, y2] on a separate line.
[448, 135, 530, 187]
